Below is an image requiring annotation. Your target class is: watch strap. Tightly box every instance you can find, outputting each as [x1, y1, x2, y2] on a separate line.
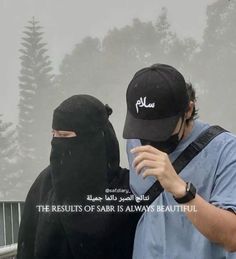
[173, 182, 196, 204]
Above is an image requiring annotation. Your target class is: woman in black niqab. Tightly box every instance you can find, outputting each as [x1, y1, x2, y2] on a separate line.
[17, 95, 138, 259]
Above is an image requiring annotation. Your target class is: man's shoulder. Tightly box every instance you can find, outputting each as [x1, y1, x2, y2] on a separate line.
[187, 121, 236, 163]
[209, 128, 236, 149]
[195, 120, 236, 148]
[202, 126, 236, 165]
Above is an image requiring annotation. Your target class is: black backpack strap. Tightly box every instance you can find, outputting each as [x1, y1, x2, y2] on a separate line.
[144, 125, 227, 204]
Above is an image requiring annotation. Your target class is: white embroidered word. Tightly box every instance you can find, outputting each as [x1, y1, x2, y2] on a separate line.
[135, 97, 155, 113]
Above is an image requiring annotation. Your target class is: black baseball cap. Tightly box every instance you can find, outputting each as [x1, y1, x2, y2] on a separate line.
[123, 64, 189, 141]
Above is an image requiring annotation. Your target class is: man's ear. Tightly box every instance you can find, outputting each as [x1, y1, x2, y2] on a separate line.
[185, 101, 194, 120]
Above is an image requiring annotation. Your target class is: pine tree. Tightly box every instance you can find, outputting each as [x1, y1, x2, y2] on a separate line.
[56, 36, 103, 100]
[17, 17, 54, 190]
[0, 115, 17, 199]
[154, 7, 198, 69]
[194, 0, 236, 131]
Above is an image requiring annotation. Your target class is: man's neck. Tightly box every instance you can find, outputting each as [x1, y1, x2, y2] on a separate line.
[183, 120, 194, 140]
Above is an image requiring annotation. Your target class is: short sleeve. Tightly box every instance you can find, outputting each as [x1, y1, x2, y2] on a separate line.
[209, 136, 236, 213]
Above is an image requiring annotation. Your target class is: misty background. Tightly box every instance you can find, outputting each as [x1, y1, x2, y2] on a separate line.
[0, 0, 235, 200]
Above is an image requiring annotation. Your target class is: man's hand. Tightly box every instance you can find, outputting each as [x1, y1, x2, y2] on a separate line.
[131, 145, 186, 198]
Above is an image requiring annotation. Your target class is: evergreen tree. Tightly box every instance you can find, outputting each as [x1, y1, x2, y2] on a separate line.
[194, 0, 236, 131]
[0, 115, 17, 199]
[56, 36, 103, 101]
[17, 17, 54, 191]
[154, 7, 198, 70]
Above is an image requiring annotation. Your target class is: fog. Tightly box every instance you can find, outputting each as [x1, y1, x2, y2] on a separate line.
[1, 0, 235, 200]
[0, 0, 217, 123]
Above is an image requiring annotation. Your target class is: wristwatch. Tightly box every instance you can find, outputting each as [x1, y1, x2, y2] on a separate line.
[173, 182, 196, 204]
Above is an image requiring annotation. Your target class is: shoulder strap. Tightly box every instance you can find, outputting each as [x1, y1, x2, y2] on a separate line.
[144, 125, 227, 204]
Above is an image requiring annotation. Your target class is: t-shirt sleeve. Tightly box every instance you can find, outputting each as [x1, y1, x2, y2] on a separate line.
[209, 137, 236, 213]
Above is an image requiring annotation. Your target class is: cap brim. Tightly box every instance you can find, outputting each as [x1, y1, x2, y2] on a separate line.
[123, 110, 181, 141]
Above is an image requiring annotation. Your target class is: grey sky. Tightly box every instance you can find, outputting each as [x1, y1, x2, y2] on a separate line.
[0, 0, 217, 124]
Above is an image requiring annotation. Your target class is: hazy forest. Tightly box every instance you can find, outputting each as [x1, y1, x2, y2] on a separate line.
[1, 0, 236, 200]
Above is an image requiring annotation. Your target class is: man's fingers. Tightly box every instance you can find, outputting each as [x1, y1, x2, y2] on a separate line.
[131, 145, 164, 155]
[142, 168, 161, 179]
[135, 160, 164, 174]
[132, 152, 159, 168]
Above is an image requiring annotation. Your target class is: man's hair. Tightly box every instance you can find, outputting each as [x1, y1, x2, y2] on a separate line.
[186, 82, 198, 124]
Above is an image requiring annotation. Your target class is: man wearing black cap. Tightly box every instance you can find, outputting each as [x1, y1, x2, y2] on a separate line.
[123, 64, 236, 258]
[17, 95, 139, 259]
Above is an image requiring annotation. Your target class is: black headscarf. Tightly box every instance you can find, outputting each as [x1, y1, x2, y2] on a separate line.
[51, 95, 109, 203]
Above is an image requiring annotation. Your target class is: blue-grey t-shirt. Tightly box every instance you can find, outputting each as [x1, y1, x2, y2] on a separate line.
[127, 120, 236, 259]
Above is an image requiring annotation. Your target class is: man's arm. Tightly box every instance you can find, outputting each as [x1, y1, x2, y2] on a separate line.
[131, 145, 236, 252]
[183, 194, 236, 252]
